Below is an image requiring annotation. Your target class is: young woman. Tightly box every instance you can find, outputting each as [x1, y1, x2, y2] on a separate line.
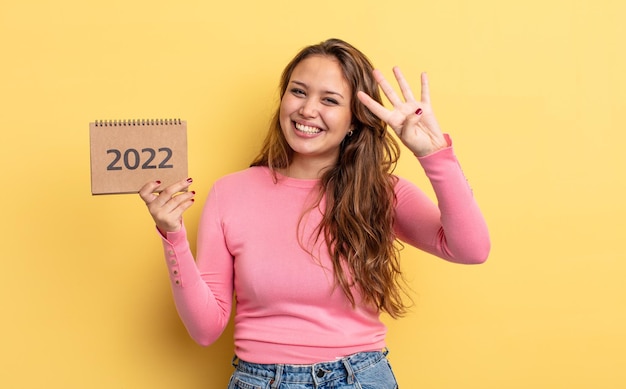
[139, 38, 490, 389]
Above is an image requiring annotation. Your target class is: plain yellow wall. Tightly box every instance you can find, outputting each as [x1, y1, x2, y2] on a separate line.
[1, 0, 624, 387]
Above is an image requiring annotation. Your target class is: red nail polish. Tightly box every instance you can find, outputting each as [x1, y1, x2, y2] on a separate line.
[186, 178, 193, 183]
[191, 191, 196, 195]
[415, 108, 423, 115]
[156, 180, 162, 184]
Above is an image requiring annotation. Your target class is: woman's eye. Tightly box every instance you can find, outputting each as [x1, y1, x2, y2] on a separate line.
[290, 88, 305, 96]
[324, 98, 339, 105]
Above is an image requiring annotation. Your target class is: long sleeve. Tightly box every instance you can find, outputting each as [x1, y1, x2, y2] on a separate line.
[394, 137, 490, 264]
[159, 184, 234, 346]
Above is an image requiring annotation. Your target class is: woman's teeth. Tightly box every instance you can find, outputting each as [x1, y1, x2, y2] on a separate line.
[295, 123, 321, 134]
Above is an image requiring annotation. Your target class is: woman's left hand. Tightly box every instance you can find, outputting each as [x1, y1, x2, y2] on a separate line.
[357, 67, 448, 157]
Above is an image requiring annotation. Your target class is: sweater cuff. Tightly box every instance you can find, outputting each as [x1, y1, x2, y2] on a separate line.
[416, 134, 473, 197]
[156, 223, 188, 246]
[416, 134, 452, 160]
[417, 134, 458, 173]
[159, 224, 191, 288]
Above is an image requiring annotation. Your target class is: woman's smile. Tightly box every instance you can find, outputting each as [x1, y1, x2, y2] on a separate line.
[294, 122, 323, 136]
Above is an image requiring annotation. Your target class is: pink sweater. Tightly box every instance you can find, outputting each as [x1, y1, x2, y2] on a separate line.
[159, 140, 490, 364]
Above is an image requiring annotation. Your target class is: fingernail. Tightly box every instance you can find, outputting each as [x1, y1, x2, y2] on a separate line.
[415, 108, 423, 115]
[156, 180, 162, 184]
[186, 178, 193, 183]
[191, 191, 196, 195]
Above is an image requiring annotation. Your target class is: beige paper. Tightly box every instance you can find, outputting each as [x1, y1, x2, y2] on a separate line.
[89, 119, 188, 195]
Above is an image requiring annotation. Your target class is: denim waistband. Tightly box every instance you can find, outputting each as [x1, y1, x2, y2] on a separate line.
[232, 349, 388, 386]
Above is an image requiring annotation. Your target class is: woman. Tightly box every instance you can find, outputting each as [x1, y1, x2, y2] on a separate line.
[140, 38, 490, 388]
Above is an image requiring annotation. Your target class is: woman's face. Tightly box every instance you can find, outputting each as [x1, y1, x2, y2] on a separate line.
[279, 55, 353, 168]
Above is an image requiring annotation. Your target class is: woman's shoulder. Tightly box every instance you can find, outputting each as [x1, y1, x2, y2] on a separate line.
[391, 174, 413, 189]
[391, 174, 425, 198]
[213, 166, 272, 189]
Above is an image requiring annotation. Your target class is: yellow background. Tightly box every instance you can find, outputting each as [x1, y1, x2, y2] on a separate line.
[1, 0, 624, 387]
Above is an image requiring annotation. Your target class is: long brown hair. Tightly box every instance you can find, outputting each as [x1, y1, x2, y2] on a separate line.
[250, 38, 409, 317]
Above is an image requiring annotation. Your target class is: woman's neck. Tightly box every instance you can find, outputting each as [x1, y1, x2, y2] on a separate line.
[281, 155, 336, 179]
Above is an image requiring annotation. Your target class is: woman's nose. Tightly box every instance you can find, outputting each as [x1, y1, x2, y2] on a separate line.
[298, 98, 318, 117]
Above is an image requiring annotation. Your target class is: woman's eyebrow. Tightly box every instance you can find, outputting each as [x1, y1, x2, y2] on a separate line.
[290, 80, 345, 99]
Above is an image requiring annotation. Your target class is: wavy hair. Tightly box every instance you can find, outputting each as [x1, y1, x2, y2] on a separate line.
[250, 38, 409, 317]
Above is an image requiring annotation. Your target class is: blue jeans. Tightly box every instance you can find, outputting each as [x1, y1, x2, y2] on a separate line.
[227, 350, 398, 389]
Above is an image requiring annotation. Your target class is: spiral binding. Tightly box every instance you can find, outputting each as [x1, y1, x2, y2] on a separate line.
[93, 118, 182, 127]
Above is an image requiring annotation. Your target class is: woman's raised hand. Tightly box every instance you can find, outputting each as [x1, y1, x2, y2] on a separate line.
[139, 178, 196, 234]
[357, 68, 448, 157]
